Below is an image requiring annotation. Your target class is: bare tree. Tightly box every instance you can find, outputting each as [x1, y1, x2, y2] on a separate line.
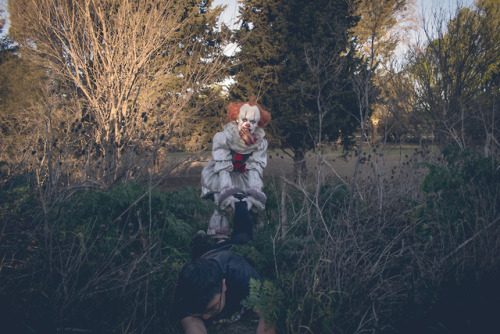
[9, 0, 230, 185]
[412, 1, 500, 153]
[351, 0, 418, 64]
[346, 0, 418, 213]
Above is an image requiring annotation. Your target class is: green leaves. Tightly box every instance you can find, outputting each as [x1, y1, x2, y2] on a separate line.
[242, 278, 284, 327]
[231, 0, 360, 170]
[410, 2, 500, 150]
[418, 146, 499, 244]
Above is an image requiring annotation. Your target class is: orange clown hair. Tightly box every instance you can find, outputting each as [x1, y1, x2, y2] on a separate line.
[226, 97, 271, 127]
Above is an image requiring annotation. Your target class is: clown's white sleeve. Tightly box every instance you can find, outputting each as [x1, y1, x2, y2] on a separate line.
[211, 132, 233, 174]
[245, 139, 268, 182]
[210, 132, 233, 191]
[247, 169, 263, 191]
[245, 139, 268, 210]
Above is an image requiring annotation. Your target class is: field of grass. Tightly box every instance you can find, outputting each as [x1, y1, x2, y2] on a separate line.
[160, 144, 433, 191]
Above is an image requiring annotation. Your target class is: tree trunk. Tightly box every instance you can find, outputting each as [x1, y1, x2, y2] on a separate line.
[280, 179, 288, 239]
[292, 147, 307, 181]
[371, 119, 378, 145]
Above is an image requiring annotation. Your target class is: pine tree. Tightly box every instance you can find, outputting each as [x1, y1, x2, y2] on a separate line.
[230, 0, 360, 176]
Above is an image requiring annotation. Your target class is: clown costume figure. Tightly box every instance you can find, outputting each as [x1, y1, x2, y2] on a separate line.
[201, 98, 271, 239]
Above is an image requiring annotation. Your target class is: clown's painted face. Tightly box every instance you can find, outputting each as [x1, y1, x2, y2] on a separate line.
[237, 104, 260, 134]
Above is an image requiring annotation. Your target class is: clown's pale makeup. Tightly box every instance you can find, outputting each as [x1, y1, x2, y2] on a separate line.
[237, 104, 260, 134]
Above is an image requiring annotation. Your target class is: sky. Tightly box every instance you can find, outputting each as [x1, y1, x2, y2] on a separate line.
[1, 0, 476, 40]
[211, 0, 476, 23]
[211, 0, 476, 56]
[211, 0, 477, 33]
[0, 0, 9, 38]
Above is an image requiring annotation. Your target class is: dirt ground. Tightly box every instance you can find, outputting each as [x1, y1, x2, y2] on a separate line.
[209, 312, 261, 334]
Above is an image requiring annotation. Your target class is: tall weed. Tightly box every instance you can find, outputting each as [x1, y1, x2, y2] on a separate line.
[0, 180, 214, 333]
[259, 146, 500, 333]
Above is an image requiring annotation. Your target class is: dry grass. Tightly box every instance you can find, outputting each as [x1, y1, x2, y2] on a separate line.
[159, 144, 431, 191]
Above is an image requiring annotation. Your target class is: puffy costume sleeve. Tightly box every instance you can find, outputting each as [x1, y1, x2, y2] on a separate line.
[211, 131, 233, 191]
[212, 132, 233, 173]
[245, 139, 268, 191]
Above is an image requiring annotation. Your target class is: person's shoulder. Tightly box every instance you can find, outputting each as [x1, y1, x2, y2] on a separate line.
[202, 248, 249, 271]
[213, 130, 226, 141]
[202, 247, 235, 260]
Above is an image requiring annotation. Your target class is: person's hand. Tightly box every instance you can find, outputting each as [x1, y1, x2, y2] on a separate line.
[255, 312, 276, 334]
[218, 186, 246, 209]
[181, 316, 208, 334]
[230, 196, 253, 211]
[246, 189, 266, 211]
[220, 195, 234, 210]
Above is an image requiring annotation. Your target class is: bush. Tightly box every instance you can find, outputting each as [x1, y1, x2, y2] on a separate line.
[2, 146, 499, 334]
[418, 147, 500, 269]
[0, 181, 214, 333]
[259, 147, 500, 334]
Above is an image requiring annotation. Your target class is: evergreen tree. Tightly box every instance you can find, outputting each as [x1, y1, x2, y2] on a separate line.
[0, 12, 47, 165]
[230, 0, 360, 176]
[1, 14, 17, 64]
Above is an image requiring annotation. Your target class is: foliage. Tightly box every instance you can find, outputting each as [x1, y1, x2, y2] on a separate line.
[0, 42, 47, 164]
[417, 146, 499, 248]
[251, 146, 499, 334]
[351, 0, 417, 64]
[242, 278, 284, 329]
[6, 0, 231, 185]
[371, 67, 426, 144]
[231, 0, 360, 176]
[0, 180, 214, 333]
[175, 86, 229, 152]
[410, 1, 500, 152]
[0, 164, 37, 219]
[2, 143, 500, 333]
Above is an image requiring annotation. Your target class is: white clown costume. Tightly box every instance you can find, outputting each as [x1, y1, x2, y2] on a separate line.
[201, 98, 270, 238]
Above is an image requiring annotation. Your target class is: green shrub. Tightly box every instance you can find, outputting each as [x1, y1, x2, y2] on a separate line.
[242, 278, 284, 329]
[1, 182, 215, 333]
[0, 167, 37, 219]
[418, 147, 499, 245]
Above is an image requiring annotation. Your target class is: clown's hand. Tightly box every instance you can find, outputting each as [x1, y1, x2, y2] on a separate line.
[246, 189, 266, 211]
[228, 193, 251, 211]
[218, 186, 245, 210]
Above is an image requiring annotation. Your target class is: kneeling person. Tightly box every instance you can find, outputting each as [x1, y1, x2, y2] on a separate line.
[175, 197, 276, 334]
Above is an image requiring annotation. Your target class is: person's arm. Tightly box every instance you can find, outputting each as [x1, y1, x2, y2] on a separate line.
[211, 132, 234, 197]
[181, 316, 207, 334]
[212, 132, 233, 177]
[256, 312, 276, 334]
[245, 139, 268, 182]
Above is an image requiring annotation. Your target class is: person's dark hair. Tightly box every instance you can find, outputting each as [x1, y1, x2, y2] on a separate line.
[177, 258, 223, 314]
